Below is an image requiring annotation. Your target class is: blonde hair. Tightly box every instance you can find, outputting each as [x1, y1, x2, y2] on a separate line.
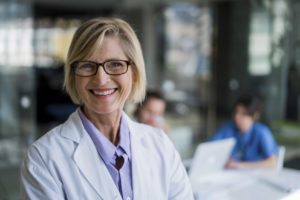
[64, 17, 146, 104]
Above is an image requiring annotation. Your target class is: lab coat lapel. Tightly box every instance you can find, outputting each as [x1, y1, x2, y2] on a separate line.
[66, 112, 121, 200]
[73, 133, 122, 200]
[126, 114, 151, 199]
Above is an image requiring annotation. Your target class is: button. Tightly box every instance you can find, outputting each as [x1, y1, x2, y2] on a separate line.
[126, 197, 131, 200]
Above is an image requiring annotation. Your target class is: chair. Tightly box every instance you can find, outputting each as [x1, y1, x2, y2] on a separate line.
[276, 146, 286, 171]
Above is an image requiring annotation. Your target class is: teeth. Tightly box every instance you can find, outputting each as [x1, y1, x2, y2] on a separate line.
[93, 89, 115, 96]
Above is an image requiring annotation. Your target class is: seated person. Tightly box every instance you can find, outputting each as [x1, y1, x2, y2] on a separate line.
[134, 90, 169, 133]
[210, 94, 278, 169]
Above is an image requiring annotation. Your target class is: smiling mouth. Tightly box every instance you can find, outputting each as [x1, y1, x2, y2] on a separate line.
[92, 89, 117, 96]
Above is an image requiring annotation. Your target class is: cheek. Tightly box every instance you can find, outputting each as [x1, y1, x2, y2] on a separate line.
[245, 118, 253, 125]
[75, 78, 88, 96]
[234, 116, 245, 127]
[75, 80, 82, 93]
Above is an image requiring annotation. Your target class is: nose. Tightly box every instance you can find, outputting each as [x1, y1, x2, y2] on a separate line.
[92, 66, 110, 84]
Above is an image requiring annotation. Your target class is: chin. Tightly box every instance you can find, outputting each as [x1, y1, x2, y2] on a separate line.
[85, 105, 114, 115]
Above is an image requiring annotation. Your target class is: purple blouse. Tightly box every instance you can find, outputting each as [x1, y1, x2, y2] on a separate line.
[79, 110, 133, 200]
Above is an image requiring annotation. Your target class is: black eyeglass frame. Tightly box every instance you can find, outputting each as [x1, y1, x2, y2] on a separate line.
[71, 60, 132, 77]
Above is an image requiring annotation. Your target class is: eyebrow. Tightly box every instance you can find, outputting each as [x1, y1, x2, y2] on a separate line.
[86, 57, 128, 62]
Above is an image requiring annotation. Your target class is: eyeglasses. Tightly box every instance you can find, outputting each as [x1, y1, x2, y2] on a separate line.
[71, 60, 131, 77]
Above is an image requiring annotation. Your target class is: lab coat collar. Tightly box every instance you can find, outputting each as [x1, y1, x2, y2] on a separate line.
[73, 132, 121, 200]
[60, 109, 149, 199]
[60, 109, 121, 199]
[60, 108, 143, 143]
[60, 108, 84, 143]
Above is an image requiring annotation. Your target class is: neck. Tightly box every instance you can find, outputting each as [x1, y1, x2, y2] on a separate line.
[82, 107, 122, 145]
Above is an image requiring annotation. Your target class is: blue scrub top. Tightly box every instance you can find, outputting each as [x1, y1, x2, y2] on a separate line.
[210, 121, 278, 161]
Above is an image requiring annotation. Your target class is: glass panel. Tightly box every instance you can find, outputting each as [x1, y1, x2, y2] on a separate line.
[163, 3, 213, 159]
[0, 1, 34, 199]
[248, 10, 271, 76]
[34, 18, 80, 68]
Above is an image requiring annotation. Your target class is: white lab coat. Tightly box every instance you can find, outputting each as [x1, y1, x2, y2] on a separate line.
[21, 109, 194, 200]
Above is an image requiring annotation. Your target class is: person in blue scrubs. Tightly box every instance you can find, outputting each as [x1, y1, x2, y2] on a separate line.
[211, 95, 278, 169]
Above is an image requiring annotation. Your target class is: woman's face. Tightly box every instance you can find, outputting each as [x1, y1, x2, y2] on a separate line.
[233, 104, 254, 133]
[75, 37, 134, 116]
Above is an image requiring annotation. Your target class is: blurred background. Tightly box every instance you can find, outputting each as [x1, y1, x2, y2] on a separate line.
[1, 0, 300, 199]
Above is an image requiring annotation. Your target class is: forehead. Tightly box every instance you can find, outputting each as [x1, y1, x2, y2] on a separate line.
[234, 104, 248, 114]
[144, 98, 165, 108]
[89, 36, 127, 61]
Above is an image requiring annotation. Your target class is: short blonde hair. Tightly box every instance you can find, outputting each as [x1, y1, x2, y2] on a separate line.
[64, 17, 146, 104]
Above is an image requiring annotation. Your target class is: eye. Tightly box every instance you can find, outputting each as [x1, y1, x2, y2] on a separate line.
[77, 62, 96, 71]
[107, 61, 125, 68]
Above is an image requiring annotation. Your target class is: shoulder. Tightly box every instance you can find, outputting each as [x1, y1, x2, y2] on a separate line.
[252, 122, 278, 153]
[212, 121, 236, 138]
[23, 124, 68, 176]
[252, 122, 272, 135]
[126, 116, 175, 153]
[221, 121, 236, 130]
[30, 125, 66, 154]
[124, 112, 166, 138]
[27, 110, 82, 161]
[214, 121, 236, 132]
[130, 119, 169, 143]
[252, 122, 276, 142]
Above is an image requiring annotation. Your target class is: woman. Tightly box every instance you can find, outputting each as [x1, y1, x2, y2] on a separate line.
[210, 95, 278, 169]
[21, 18, 193, 200]
[134, 89, 169, 133]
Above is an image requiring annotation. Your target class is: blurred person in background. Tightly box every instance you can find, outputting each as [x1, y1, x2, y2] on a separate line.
[21, 17, 193, 200]
[134, 89, 169, 134]
[210, 94, 278, 169]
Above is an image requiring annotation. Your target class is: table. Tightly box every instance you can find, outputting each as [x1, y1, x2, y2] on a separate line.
[190, 168, 300, 200]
